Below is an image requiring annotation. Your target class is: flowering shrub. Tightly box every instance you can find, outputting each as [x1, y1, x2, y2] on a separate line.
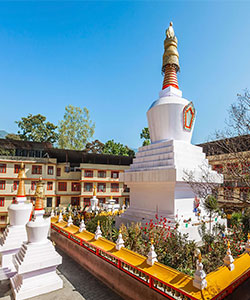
[62, 210, 248, 275]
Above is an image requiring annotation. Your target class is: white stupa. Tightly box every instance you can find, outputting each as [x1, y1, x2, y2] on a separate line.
[88, 185, 99, 213]
[117, 22, 225, 241]
[10, 177, 63, 300]
[0, 163, 32, 280]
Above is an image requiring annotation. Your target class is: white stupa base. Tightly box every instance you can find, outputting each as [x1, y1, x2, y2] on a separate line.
[0, 200, 32, 280]
[117, 140, 225, 242]
[10, 240, 63, 300]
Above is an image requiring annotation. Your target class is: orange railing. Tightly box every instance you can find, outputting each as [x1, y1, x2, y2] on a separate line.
[51, 223, 250, 300]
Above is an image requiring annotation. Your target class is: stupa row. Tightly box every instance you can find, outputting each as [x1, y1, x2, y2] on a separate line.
[0, 163, 62, 300]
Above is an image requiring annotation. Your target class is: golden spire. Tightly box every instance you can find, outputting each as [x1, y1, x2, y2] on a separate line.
[162, 22, 180, 73]
[227, 240, 230, 249]
[248, 233, 250, 240]
[17, 162, 26, 197]
[97, 220, 100, 226]
[151, 238, 154, 245]
[119, 228, 121, 234]
[34, 177, 44, 210]
[93, 185, 97, 196]
[110, 195, 113, 200]
[198, 252, 202, 263]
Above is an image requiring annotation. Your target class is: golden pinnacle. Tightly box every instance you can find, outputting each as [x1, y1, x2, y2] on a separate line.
[119, 228, 122, 234]
[97, 220, 100, 226]
[248, 233, 250, 240]
[227, 240, 230, 249]
[198, 252, 202, 263]
[151, 238, 154, 245]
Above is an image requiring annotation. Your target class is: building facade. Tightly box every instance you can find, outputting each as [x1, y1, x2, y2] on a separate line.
[0, 139, 132, 231]
[198, 135, 250, 213]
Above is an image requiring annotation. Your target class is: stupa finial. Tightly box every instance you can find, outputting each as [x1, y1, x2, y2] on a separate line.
[93, 185, 97, 196]
[162, 21, 180, 90]
[17, 162, 26, 197]
[34, 177, 44, 210]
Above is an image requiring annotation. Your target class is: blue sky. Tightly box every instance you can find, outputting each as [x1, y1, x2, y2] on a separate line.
[0, 1, 250, 149]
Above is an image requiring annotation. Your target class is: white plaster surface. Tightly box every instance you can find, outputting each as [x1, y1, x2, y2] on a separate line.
[117, 87, 225, 241]
[0, 198, 32, 280]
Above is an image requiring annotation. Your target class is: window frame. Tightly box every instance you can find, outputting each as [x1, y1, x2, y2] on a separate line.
[13, 180, 19, 191]
[32, 165, 42, 175]
[14, 164, 21, 174]
[0, 164, 6, 173]
[111, 171, 119, 179]
[97, 182, 106, 192]
[47, 166, 54, 175]
[47, 181, 53, 191]
[56, 168, 61, 177]
[84, 170, 93, 178]
[84, 182, 93, 192]
[111, 183, 119, 192]
[0, 197, 4, 207]
[71, 182, 81, 192]
[58, 182, 67, 191]
[0, 180, 6, 190]
[98, 170, 106, 178]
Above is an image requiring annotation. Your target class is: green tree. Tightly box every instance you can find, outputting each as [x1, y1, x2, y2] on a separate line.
[16, 114, 58, 143]
[203, 195, 219, 233]
[85, 139, 104, 154]
[140, 127, 150, 146]
[58, 105, 95, 150]
[5, 133, 21, 140]
[103, 140, 135, 157]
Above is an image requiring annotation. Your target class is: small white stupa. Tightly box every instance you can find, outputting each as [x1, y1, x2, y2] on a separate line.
[88, 185, 99, 213]
[0, 163, 32, 280]
[193, 253, 207, 290]
[10, 177, 63, 300]
[147, 239, 158, 266]
[79, 217, 86, 232]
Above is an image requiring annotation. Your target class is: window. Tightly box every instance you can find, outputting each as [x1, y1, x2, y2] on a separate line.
[0, 216, 5, 222]
[47, 182, 53, 191]
[212, 164, 223, 174]
[242, 163, 250, 175]
[47, 166, 54, 175]
[84, 182, 93, 192]
[14, 164, 21, 174]
[32, 165, 42, 175]
[84, 170, 93, 178]
[31, 181, 37, 191]
[84, 198, 90, 206]
[13, 181, 19, 191]
[0, 197, 4, 207]
[56, 196, 60, 207]
[240, 188, 249, 202]
[56, 168, 61, 177]
[71, 197, 80, 206]
[58, 182, 67, 191]
[111, 183, 119, 192]
[98, 170, 106, 178]
[0, 181, 6, 190]
[47, 197, 52, 207]
[72, 182, 81, 192]
[224, 187, 233, 200]
[97, 183, 106, 192]
[0, 164, 6, 173]
[123, 184, 130, 193]
[111, 171, 119, 179]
